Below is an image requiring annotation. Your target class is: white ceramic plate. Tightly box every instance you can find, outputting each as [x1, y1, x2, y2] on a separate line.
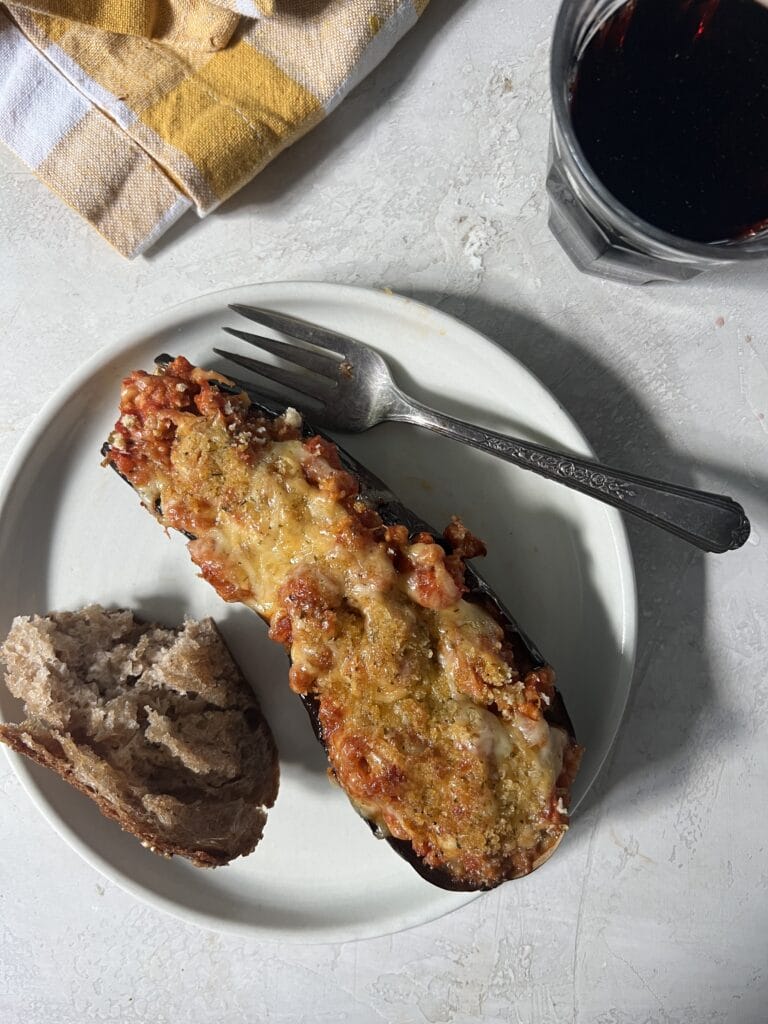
[0, 282, 636, 942]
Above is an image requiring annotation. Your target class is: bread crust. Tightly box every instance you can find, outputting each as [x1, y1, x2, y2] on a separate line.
[0, 723, 242, 866]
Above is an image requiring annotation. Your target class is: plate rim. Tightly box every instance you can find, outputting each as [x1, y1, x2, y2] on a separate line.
[0, 281, 638, 941]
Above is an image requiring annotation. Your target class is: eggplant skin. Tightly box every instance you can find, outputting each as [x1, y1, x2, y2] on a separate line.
[293, 691, 569, 893]
[103, 357, 581, 891]
[300, 646, 574, 892]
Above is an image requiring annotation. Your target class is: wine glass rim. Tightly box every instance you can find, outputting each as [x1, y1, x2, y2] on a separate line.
[550, 0, 768, 263]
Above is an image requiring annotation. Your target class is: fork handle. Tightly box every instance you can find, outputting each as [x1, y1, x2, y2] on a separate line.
[393, 400, 750, 552]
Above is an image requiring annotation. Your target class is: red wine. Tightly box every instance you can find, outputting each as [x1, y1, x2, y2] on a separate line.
[570, 0, 768, 243]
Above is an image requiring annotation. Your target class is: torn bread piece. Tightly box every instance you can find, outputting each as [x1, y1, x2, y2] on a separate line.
[0, 605, 279, 866]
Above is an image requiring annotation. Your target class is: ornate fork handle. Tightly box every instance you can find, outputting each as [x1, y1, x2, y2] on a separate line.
[394, 398, 750, 553]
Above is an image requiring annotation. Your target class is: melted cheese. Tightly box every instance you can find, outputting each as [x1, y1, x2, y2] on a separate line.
[113, 369, 572, 887]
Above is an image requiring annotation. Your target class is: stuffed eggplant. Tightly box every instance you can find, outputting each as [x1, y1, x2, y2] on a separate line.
[102, 356, 582, 891]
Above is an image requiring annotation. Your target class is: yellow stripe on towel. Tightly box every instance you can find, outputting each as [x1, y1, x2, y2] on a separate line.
[37, 107, 191, 256]
[8, 0, 243, 50]
[140, 41, 322, 202]
[0, 0, 429, 254]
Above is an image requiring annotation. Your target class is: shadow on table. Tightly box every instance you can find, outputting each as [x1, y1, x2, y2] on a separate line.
[147, 0, 471, 256]
[398, 287, 762, 819]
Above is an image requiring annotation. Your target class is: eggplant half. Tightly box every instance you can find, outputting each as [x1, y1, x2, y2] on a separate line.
[102, 356, 582, 891]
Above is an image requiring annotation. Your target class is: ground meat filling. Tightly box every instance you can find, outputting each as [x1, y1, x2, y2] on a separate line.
[105, 358, 581, 888]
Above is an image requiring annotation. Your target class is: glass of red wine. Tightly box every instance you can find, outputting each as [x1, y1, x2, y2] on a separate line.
[547, 0, 768, 283]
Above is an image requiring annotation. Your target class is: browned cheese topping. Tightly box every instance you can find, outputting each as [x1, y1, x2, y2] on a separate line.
[106, 357, 581, 887]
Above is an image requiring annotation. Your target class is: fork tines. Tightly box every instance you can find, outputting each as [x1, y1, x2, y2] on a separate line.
[228, 304, 352, 357]
[212, 345, 334, 403]
[220, 327, 337, 378]
[213, 303, 358, 406]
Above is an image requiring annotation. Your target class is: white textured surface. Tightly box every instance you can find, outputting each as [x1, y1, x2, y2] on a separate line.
[1, 1, 766, 1020]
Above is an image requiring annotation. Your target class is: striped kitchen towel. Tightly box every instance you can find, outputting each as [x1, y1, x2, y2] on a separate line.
[0, 0, 429, 257]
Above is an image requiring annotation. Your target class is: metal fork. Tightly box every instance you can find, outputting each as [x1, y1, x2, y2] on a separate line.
[214, 304, 750, 553]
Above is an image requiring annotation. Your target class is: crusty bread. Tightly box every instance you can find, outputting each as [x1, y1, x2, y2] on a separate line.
[0, 605, 279, 867]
